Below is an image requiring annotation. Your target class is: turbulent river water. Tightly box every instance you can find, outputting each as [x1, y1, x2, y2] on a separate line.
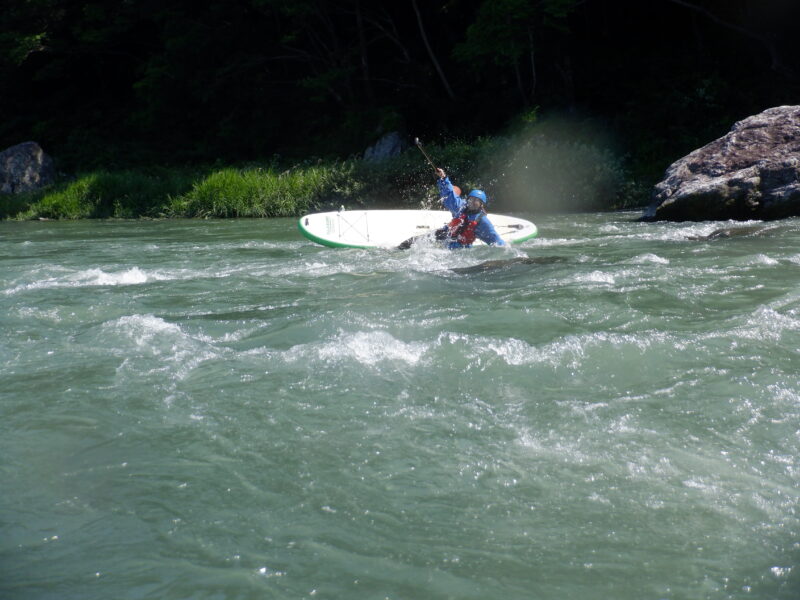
[2, 212, 799, 600]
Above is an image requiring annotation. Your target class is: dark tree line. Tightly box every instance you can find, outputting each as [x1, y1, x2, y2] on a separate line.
[1, 0, 798, 174]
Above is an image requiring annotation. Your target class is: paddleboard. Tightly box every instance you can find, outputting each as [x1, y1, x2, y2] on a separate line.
[298, 209, 538, 249]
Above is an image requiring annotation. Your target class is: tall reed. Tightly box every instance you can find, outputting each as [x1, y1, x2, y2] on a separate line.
[12, 169, 197, 219]
[169, 164, 356, 218]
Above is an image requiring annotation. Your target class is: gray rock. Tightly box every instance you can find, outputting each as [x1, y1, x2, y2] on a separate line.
[0, 141, 56, 194]
[642, 106, 800, 221]
[363, 131, 406, 162]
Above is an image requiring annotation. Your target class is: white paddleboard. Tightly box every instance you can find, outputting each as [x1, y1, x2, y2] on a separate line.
[298, 209, 538, 249]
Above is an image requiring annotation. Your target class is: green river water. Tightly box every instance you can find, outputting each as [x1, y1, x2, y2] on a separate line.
[1, 212, 798, 600]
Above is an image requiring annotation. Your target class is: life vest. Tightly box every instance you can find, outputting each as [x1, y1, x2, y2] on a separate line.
[447, 211, 484, 246]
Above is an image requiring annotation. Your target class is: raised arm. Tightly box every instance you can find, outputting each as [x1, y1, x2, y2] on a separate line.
[436, 168, 465, 217]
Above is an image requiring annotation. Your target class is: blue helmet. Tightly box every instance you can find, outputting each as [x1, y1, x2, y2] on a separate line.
[468, 189, 487, 204]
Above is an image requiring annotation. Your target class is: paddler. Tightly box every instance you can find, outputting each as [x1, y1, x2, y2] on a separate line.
[435, 168, 505, 248]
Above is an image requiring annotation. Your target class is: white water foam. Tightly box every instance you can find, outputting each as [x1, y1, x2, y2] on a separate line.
[268, 260, 354, 278]
[629, 253, 670, 265]
[564, 270, 616, 286]
[5, 266, 163, 294]
[433, 329, 669, 370]
[283, 330, 429, 366]
[111, 314, 184, 349]
[731, 306, 800, 342]
[743, 254, 780, 266]
[545, 219, 772, 248]
[516, 428, 592, 464]
[105, 314, 224, 386]
[189, 240, 286, 251]
[527, 237, 585, 248]
[3, 262, 279, 295]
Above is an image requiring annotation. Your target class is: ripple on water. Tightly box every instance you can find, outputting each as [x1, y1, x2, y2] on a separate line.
[102, 314, 225, 395]
[2, 215, 799, 600]
[5, 266, 160, 294]
[284, 330, 429, 366]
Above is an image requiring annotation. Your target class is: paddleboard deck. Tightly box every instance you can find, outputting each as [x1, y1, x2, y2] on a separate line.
[298, 209, 538, 249]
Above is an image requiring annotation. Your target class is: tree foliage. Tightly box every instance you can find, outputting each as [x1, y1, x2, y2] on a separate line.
[0, 0, 798, 177]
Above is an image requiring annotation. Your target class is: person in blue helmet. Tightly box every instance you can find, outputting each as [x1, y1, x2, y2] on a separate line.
[434, 167, 505, 248]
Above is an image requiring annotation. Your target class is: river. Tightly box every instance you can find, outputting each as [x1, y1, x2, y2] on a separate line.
[1, 212, 798, 599]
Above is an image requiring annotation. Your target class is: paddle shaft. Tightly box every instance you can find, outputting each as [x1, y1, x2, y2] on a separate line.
[414, 137, 437, 171]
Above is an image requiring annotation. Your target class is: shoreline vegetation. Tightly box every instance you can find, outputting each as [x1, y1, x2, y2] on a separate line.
[2, 131, 645, 221]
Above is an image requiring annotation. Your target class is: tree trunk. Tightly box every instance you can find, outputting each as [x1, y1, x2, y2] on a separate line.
[514, 60, 527, 106]
[528, 27, 537, 102]
[558, 54, 576, 112]
[354, 0, 374, 102]
[665, 0, 793, 78]
[411, 0, 456, 100]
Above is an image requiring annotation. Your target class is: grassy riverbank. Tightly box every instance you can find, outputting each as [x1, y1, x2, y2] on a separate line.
[3, 131, 646, 220]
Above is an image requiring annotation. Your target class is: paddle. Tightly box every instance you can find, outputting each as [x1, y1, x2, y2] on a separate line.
[398, 138, 463, 249]
[398, 138, 444, 249]
[414, 137, 437, 172]
[414, 138, 460, 193]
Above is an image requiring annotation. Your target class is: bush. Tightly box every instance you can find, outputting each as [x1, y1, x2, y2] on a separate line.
[13, 169, 197, 219]
[1, 189, 44, 219]
[349, 139, 488, 209]
[350, 132, 635, 214]
[2, 121, 643, 220]
[169, 164, 356, 218]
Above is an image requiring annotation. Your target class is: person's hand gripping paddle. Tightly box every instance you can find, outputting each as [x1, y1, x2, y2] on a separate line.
[397, 139, 460, 249]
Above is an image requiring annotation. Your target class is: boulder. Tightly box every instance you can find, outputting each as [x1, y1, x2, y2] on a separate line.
[0, 141, 56, 194]
[642, 106, 800, 221]
[363, 131, 406, 162]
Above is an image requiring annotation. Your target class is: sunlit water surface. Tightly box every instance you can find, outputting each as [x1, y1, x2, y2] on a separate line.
[1, 213, 799, 599]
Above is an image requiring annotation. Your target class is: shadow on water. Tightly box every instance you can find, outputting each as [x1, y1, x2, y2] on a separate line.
[685, 225, 767, 241]
[450, 256, 567, 275]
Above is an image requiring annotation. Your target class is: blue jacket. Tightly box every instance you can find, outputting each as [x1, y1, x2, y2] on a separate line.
[438, 176, 505, 247]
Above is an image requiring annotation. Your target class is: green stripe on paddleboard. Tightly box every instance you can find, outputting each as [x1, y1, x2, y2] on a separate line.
[298, 217, 538, 248]
[297, 219, 372, 249]
[510, 229, 538, 244]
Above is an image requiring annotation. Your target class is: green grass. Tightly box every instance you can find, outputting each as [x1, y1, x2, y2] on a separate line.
[168, 164, 357, 218]
[9, 168, 198, 220]
[2, 129, 646, 220]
